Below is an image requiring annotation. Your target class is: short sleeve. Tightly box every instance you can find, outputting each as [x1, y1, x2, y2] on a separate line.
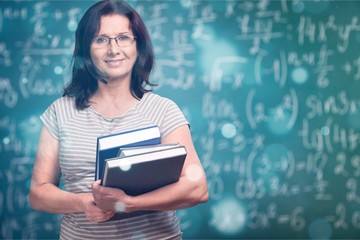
[40, 103, 59, 140]
[161, 99, 189, 137]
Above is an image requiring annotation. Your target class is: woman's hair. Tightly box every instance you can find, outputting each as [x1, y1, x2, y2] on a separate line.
[63, 0, 155, 109]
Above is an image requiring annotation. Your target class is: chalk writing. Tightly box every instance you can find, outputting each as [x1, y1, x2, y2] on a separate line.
[1, 0, 360, 239]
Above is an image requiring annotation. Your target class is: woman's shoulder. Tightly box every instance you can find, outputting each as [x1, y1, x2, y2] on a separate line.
[140, 92, 188, 136]
[42, 96, 85, 126]
[44, 96, 78, 119]
[143, 92, 176, 106]
[50, 96, 76, 109]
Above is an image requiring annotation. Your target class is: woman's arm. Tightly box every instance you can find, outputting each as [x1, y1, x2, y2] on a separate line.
[29, 126, 115, 222]
[92, 124, 208, 212]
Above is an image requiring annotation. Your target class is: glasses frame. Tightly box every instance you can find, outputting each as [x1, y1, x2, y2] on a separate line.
[92, 34, 137, 48]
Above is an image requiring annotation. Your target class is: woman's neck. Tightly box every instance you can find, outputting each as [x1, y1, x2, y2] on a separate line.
[90, 81, 139, 118]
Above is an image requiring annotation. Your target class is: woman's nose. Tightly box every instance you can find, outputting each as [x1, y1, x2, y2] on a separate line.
[107, 40, 120, 55]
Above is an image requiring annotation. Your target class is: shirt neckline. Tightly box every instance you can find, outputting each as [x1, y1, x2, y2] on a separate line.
[88, 92, 149, 121]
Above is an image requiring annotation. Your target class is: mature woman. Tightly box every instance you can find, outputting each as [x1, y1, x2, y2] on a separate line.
[29, 0, 208, 239]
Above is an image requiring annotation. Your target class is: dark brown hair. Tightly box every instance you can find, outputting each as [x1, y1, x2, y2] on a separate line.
[63, 0, 155, 109]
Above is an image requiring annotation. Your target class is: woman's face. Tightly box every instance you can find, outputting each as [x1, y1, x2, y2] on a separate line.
[90, 14, 137, 82]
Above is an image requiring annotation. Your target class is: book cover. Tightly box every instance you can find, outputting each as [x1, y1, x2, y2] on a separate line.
[102, 145, 187, 195]
[101, 145, 187, 221]
[95, 125, 161, 180]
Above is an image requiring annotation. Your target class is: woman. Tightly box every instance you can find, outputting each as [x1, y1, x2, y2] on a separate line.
[29, 0, 208, 239]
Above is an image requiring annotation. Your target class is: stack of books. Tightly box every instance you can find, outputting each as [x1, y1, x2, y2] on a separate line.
[95, 125, 187, 221]
[95, 125, 162, 180]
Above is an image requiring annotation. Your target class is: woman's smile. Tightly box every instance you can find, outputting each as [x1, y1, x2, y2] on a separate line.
[105, 58, 125, 67]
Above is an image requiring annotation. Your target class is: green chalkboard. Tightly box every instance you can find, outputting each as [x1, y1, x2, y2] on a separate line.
[1, 0, 360, 239]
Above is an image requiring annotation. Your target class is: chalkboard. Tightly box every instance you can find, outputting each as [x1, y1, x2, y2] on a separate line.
[1, 0, 360, 239]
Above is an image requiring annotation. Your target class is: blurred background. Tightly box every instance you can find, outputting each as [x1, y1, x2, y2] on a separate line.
[1, 0, 360, 239]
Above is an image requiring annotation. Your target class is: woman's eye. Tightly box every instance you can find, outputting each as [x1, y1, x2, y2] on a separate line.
[95, 37, 108, 43]
[117, 35, 129, 41]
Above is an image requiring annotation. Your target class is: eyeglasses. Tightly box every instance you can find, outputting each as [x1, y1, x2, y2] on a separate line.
[92, 34, 136, 48]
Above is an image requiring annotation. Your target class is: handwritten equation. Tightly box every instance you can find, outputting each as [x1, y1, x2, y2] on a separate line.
[1, 0, 360, 239]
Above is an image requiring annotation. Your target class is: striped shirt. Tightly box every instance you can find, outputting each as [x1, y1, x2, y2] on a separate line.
[40, 92, 188, 240]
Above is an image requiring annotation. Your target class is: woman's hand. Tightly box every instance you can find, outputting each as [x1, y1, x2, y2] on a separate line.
[80, 192, 116, 223]
[91, 180, 134, 213]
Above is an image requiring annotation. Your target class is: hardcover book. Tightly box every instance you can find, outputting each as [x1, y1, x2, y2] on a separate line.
[95, 125, 161, 180]
[101, 144, 187, 221]
[102, 144, 187, 195]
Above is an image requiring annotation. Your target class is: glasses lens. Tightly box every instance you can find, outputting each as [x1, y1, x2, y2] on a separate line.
[93, 34, 135, 48]
[116, 34, 133, 47]
[94, 36, 109, 45]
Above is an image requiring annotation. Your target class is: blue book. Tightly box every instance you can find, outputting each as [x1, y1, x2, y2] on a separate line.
[95, 125, 161, 180]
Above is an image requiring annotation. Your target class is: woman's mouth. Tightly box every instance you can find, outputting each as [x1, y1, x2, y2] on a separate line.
[105, 59, 124, 67]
